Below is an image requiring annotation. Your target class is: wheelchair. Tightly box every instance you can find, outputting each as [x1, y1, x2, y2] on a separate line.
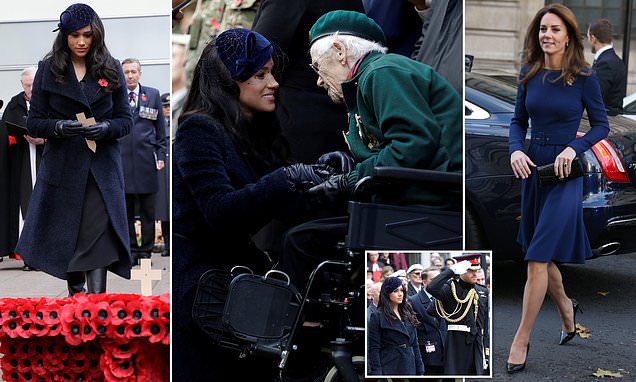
[192, 167, 462, 382]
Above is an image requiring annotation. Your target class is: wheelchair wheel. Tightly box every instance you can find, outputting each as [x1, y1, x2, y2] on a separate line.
[323, 356, 365, 382]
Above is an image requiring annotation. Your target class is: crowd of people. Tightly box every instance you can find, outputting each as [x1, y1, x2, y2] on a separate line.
[366, 251, 491, 377]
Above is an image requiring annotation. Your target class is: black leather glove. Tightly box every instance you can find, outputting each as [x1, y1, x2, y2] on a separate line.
[307, 174, 350, 203]
[317, 151, 355, 174]
[54, 120, 84, 137]
[83, 121, 110, 140]
[283, 163, 331, 191]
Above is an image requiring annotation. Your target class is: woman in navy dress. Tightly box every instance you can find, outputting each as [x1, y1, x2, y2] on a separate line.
[368, 276, 425, 376]
[506, 4, 609, 373]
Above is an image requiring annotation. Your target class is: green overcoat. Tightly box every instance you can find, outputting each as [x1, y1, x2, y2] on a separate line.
[341, 52, 462, 207]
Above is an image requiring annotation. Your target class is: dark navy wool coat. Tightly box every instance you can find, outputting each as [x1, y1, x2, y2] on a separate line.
[15, 58, 133, 280]
[172, 114, 303, 380]
[119, 84, 167, 194]
[368, 309, 425, 376]
[408, 289, 446, 369]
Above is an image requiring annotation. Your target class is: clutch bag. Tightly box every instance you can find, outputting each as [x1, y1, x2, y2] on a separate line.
[536, 157, 584, 186]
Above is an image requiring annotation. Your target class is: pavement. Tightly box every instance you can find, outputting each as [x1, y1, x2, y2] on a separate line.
[0, 252, 170, 298]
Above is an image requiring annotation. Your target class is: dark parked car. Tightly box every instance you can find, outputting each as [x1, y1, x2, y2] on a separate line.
[465, 71, 636, 259]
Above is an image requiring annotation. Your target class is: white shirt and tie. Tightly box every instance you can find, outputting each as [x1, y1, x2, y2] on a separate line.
[128, 86, 139, 111]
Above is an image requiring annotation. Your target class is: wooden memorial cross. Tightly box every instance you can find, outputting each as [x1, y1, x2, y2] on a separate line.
[76, 112, 97, 152]
[131, 258, 162, 296]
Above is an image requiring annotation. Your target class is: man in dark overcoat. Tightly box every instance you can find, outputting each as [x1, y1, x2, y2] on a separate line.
[2, 67, 43, 271]
[427, 254, 489, 376]
[15, 58, 133, 281]
[119, 58, 167, 262]
[409, 267, 447, 375]
[587, 19, 627, 116]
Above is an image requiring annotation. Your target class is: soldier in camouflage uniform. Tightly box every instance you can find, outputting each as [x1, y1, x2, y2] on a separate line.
[185, 0, 260, 85]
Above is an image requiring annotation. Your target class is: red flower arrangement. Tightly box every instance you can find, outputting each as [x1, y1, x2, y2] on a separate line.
[0, 294, 169, 381]
[98, 78, 108, 88]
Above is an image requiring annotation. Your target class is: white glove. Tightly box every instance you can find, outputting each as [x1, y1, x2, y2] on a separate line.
[450, 260, 471, 275]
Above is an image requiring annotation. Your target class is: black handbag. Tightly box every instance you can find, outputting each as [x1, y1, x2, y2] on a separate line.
[537, 157, 584, 186]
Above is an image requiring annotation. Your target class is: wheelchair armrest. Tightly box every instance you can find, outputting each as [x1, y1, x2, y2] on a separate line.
[352, 166, 462, 200]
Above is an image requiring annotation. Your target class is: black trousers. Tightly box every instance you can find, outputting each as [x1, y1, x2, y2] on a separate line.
[125, 193, 156, 255]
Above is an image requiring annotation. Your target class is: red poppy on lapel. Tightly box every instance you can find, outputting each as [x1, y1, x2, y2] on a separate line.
[98, 78, 108, 87]
[141, 93, 147, 102]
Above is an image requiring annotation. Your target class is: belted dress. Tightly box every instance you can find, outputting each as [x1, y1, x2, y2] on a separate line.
[508, 67, 609, 263]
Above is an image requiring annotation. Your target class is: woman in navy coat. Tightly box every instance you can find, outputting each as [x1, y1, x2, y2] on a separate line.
[15, 4, 132, 295]
[368, 276, 425, 376]
[172, 28, 330, 381]
[506, 4, 609, 373]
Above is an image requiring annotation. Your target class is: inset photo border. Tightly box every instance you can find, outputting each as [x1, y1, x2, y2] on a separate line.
[365, 250, 492, 379]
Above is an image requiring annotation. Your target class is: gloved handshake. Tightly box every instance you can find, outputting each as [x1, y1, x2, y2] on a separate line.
[283, 163, 334, 192]
[283, 151, 355, 202]
[54, 120, 111, 140]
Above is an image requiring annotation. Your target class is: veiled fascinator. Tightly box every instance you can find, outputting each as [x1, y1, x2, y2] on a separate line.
[54, 3, 96, 34]
[215, 28, 273, 82]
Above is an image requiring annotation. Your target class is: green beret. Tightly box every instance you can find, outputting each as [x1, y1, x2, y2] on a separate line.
[309, 10, 386, 47]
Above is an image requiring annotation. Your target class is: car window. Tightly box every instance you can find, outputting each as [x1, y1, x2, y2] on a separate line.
[466, 73, 518, 104]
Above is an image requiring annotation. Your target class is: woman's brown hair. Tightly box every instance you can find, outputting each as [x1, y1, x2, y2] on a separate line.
[520, 3, 590, 86]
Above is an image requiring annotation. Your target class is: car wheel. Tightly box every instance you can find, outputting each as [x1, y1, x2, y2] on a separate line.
[466, 206, 486, 250]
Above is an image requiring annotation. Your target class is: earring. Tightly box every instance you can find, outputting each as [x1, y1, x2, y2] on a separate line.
[566, 41, 569, 48]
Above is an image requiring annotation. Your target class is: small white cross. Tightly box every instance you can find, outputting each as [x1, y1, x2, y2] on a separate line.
[131, 258, 162, 296]
[76, 112, 97, 152]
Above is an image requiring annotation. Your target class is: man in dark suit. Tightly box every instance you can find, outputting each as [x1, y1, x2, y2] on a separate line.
[408, 267, 446, 375]
[587, 19, 626, 116]
[1, 67, 43, 271]
[119, 58, 167, 263]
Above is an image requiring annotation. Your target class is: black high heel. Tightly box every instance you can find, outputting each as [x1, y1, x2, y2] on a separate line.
[507, 343, 530, 374]
[558, 298, 582, 345]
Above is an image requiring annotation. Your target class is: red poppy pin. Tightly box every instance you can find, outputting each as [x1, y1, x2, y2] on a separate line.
[98, 78, 108, 88]
[141, 93, 147, 102]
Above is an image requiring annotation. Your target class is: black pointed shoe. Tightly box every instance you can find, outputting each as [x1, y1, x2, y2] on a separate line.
[559, 298, 582, 345]
[507, 343, 530, 374]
